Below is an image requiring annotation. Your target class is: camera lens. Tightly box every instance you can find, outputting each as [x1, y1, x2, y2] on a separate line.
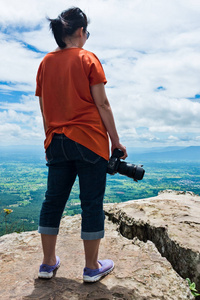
[134, 166, 145, 180]
[117, 162, 135, 177]
[117, 162, 145, 180]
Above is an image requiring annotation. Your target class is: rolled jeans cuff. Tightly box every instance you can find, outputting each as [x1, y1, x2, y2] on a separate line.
[38, 226, 59, 235]
[81, 230, 104, 240]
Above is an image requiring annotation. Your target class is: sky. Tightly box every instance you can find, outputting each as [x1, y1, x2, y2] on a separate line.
[0, 0, 200, 150]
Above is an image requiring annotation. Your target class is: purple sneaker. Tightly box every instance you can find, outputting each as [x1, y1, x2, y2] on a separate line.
[83, 259, 114, 282]
[38, 256, 60, 279]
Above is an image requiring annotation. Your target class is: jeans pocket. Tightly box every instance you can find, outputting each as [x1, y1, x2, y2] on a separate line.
[75, 143, 101, 164]
[46, 136, 61, 163]
[46, 143, 53, 162]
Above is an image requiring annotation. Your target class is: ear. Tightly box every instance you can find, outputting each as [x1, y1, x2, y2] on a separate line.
[76, 27, 84, 37]
[80, 27, 85, 37]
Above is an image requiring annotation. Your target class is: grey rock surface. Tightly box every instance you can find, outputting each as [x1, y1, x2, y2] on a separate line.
[104, 190, 200, 296]
[0, 191, 196, 299]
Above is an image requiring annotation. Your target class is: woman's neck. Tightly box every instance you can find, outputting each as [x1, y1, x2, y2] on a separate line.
[64, 37, 82, 49]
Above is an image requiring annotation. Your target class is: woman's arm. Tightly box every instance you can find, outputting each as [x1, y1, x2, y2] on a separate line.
[39, 97, 47, 133]
[90, 83, 127, 159]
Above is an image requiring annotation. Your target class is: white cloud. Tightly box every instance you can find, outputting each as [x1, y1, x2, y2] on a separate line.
[0, 94, 44, 146]
[0, 94, 40, 112]
[0, 0, 200, 148]
[0, 32, 42, 91]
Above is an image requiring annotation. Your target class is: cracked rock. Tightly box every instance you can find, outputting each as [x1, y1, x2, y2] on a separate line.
[104, 190, 200, 298]
[0, 193, 195, 300]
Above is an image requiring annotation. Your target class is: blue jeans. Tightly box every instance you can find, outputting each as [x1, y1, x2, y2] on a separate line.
[38, 134, 108, 240]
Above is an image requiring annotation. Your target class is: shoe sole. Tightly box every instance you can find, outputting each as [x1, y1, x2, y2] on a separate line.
[38, 263, 60, 279]
[83, 264, 114, 283]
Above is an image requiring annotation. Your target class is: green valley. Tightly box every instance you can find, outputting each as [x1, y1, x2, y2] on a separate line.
[0, 151, 200, 236]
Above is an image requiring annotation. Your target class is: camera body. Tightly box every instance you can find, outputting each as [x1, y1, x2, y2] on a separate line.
[107, 149, 145, 181]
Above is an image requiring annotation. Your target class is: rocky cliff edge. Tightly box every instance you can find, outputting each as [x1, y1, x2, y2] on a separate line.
[0, 190, 199, 300]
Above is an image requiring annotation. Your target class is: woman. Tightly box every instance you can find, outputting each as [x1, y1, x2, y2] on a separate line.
[35, 7, 127, 282]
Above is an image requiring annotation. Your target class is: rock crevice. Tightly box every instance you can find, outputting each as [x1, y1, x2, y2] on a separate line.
[104, 190, 200, 295]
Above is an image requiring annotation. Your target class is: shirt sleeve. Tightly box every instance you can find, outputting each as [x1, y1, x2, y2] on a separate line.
[88, 53, 107, 86]
[35, 61, 43, 96]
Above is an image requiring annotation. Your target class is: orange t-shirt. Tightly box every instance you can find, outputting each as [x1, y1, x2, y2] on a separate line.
[35, 48, 109, 161]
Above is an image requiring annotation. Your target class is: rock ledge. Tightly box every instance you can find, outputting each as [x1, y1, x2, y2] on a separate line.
[0, 191, 197, 299]
[104, 190, 200, 295]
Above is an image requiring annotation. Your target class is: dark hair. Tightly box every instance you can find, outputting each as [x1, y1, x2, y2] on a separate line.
[48, 7, 88, 49]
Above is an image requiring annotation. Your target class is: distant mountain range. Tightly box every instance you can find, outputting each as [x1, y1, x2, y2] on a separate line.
[129, 146, 200, 162]
[0, 145, 199, 162]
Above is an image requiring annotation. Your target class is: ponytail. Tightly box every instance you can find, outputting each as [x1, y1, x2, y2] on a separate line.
[48, 7, 88, 49]
[48, 18, 66, 49]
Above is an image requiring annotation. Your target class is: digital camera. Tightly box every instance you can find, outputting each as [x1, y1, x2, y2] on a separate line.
[107, 148, 145, 181]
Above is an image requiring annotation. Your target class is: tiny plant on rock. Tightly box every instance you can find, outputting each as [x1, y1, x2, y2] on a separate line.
[186, 278, 200, 297]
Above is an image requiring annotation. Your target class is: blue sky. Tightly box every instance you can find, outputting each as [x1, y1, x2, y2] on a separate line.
[0, 0, 200, 149]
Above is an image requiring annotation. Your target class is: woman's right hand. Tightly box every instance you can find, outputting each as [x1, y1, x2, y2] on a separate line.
[111, 142, 128, 160]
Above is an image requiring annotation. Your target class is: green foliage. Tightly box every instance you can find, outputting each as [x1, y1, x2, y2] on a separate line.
[0, 158, 200, 236]
[186, 278, 200, 297]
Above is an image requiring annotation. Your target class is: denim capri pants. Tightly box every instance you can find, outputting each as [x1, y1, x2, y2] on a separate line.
[38, 134, 108, 240]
